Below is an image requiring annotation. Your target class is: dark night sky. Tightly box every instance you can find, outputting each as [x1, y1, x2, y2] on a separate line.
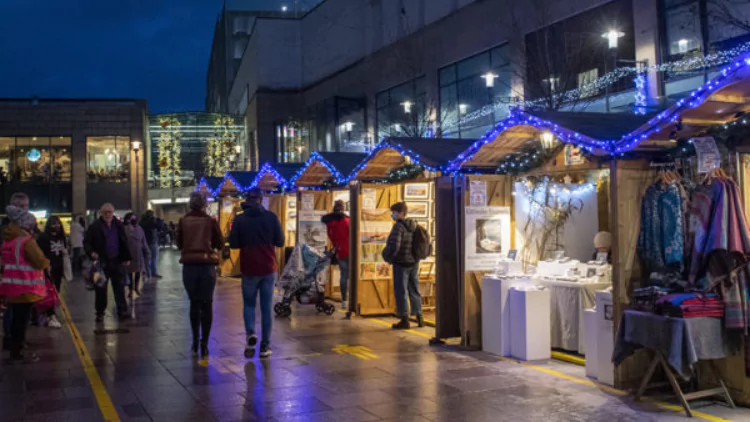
[0, 0, 313, 113]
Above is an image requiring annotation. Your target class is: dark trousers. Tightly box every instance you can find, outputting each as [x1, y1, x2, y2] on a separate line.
[183, 264, 217, 344]
[9, 303, 32, 358]
[2, 305, 12, 350]
[393, 264, 422, 318]
[95, 262, 128, 316]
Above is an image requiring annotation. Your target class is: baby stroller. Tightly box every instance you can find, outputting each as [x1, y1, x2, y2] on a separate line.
[275, 244, 336, 317]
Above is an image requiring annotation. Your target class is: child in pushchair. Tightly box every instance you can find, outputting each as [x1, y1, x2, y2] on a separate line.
[275, 244, 337, 317]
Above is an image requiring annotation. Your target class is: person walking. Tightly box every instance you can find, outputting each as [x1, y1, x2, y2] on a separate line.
[2, 192, 30, 353]
[84, 203, 132, 322]
[322, 200, 350, 310]
[36, 216, 67, 328]
[140, 210, 161, 279]
[382, 202, 424, 329]
[123, 212, 150, 299]
[229, 188, 284, 359]
[177, 192, 223, 357]
[0, 206, 49, 362]
[69, 217, 85, 274]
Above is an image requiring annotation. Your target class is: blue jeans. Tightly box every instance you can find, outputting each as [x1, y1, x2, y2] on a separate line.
[393, 264, 422, 318]
[242, 273, 276, 346]
[338, 257, 349, 301]
[149, 242, 159, 276]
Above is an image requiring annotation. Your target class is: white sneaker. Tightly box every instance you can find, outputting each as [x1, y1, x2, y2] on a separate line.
[341, 300, 348, 310]
[48, 315, 62, 329]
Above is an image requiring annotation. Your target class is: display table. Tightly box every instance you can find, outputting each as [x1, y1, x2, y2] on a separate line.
[613, 310, 739, 417]
[537, 279, 610, 355]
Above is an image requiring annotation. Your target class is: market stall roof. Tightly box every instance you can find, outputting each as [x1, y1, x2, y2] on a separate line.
[350, 137, 476, 180]
[195, 176, 224, 196]
[218, 171, 258, 194]
[254, 162, 304, 191]
[290, 151, 368, 187]
[449, 109, 656, 170]
[611, 57, 750, 153]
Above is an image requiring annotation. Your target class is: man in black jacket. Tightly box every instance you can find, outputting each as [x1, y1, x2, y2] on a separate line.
[85, 203, 132, 322]
[140, 210, 161, 278]
[382, 202, 423, 330]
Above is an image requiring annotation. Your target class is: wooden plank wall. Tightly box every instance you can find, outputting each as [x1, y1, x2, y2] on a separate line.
[264, 194, 287, 276]
[461, 174, 513, 349]
[218, 197, 242, 277]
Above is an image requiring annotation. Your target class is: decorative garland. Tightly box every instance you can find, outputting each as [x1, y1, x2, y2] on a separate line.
[387, 164, 425, 183]
[205, 116, 237, 177]
[157, 117, 182, 188]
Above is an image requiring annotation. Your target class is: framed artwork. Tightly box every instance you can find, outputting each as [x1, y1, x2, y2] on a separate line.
[406, 201, 429, 218]
[404, 183, 430, 200]
[418, 261, 435, 278]
[361, 263, 377, 279]
[415, 219, 429, 231]
[374, 263, 392, 279]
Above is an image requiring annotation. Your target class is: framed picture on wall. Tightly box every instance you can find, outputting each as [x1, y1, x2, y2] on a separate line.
[404, 183, 430, 200]
[415, 219, 429, 231]
[405, 201, 429, 218]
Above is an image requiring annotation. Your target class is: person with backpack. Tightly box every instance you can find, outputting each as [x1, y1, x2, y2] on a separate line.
[382, 202, 431, 330]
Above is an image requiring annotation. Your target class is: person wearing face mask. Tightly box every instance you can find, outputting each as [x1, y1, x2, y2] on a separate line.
[36, 216, 68, 328]
[123, 212, 151, 299]
[382, 202, 423, 330]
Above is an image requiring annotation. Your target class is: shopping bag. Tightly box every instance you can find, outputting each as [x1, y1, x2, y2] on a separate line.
[86, 260, 106, 288]
[34, 276, 58, 312]
[62, 249, 73, 282]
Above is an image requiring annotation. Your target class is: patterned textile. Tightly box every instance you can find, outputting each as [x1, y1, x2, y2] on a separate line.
[638, 182, 685, 274]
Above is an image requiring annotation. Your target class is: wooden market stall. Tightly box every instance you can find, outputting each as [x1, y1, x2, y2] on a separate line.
[347, 138, 475, 334]
[195, 176, 223, 217]
[252, 162, 304, 273]
[289, 151, 367, 299]
[215, 171, 257, 277]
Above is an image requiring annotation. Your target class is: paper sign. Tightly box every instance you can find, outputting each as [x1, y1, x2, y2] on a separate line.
[301, 193, 314, 211]
[596, 252, 608, 263]
[507, 249, 517, 260]
[692, 136, 721, 173]
[469, 181, 487, 206]
[362, 188, 376, 210]
[464, 206, 511, 271]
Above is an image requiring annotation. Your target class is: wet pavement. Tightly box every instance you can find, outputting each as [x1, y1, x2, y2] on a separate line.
[0, 249, 747, 421]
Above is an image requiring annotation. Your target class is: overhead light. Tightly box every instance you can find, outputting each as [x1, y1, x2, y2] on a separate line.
[401, 101, 413, 113]
[150, 199, 173, 204]
[281, 5, 288, 12]
[459, 104, 468, 114]
[343, 121, 354, 132]
[132, 141, 142, 151]
[174, 197, 190, 203]
[32, 137, 37, 141]
[678, 38, 689, 53]
[540, 131, 556, 150]
[482, 72, 499, 87]
[29, 210, 47, 219]
[602, 29, 624, 49]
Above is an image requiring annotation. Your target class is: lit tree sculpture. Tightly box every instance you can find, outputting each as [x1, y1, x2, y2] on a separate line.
[205, 116, 238, 177]
[157, 116, 182, 188]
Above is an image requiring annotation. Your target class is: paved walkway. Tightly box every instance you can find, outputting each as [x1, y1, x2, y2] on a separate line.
[0, 249, 746, 421]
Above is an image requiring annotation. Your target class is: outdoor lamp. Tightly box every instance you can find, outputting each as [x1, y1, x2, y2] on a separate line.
[482, 72, 499, 87]
[602, 30, 624, 49]
[459, 104, 468, 114]
[344, 121, 354, 132]
[401, 101, 413, 114]
[132, 141, 142, 151]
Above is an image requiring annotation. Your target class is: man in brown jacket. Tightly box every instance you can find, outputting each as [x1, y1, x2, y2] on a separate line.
[176, 192, 223, 358]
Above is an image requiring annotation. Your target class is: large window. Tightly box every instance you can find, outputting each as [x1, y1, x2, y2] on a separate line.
[274, 123, 309, 163]
[439, 45, 512, 139]
[662, 0, 750, 67]
[376, 77, 427, 140]
[86, 136, 130, 183]
[0, 136, 71, 184]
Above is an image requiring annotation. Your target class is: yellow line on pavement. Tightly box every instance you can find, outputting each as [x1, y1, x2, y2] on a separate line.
[497, 356, 732, 422]
[58, 295, 120, 422]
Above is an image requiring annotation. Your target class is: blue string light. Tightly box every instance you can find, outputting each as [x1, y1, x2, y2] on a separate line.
[288, 151, 348, 189]
[634, 73, 647, 115]
[253, 162, 290, 192]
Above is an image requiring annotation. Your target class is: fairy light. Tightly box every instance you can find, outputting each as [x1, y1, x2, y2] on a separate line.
[289, 151, 349, 188]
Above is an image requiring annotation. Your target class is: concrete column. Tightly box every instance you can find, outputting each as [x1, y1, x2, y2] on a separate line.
[633, 0, 661, 102]
[71, 132, 86, 216]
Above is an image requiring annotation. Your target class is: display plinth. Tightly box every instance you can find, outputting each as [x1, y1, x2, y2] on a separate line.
[596, 290, 614, 386]
[584, 308, 598, 379]
[481, 275, 512, 356]
[509, 288, 551, 361]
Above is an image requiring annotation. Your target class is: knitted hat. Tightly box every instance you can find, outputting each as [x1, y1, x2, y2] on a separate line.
[594, 231, 612, 249]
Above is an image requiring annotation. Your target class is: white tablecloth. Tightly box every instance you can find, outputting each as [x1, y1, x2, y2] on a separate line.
[537, 279, 611, 355]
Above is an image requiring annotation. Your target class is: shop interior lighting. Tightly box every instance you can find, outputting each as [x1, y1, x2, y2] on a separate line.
[132, 141, 142, 151]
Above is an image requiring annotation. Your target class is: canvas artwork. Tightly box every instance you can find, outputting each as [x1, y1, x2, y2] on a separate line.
[406, 201, 429, 218]
[404, 183, 430, 200]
